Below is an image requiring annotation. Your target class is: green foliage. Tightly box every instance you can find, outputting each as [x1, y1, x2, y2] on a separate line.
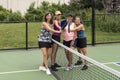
[0, 5, 7, 11]
[27, 2, 36, 13]
[40, 1, 50, 11]
[0, 5, 24, 22]
[25, 1, 93, 21]
[24, 1, 120, 33]
[95, 0, 104, 10]
[25, 2, 46, 21]
[0, 1, 120, 33]
[96, 15, 120, 32]
[69, 0, 92, 9]
[25, 13, 35, 21]
[0, 11, 6, 21]
[9, 11, 24, 21]
[0, 6, 9, 21]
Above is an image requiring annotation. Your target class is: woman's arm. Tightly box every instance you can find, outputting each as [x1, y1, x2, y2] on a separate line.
[70, 23, 77, 47]
[73, 24, 77, 41]
[70, 24, 83, 32]
[54, 20, 61, 30]
[42, 22, 61, 33]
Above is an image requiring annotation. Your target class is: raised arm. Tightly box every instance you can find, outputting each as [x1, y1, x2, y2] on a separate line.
[73, 24, 77, 40]
[54, 20, 61, 30]
[70, 23, 77, 47]
[70, 24, 83, 32]
[42, 22, 61, 33]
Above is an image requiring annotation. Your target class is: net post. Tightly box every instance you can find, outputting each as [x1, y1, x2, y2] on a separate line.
[91, 0, 95, 46]
[26, 21, 28, 50]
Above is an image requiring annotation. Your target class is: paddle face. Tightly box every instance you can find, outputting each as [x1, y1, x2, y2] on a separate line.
[61, 20, 67, 30]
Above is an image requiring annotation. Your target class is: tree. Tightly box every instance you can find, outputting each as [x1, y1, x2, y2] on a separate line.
[9, 11, 24, 21]
[70, 0, 92, 9]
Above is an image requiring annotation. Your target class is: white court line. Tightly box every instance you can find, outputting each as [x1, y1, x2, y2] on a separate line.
[0, 62, 118, 75]
[113, 62, 120, 66]
[0, 69, 39, 75]
[103, 62, 116, 65]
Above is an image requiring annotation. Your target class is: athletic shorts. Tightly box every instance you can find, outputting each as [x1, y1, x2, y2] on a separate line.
[63, 40, 77, 47]
[38, 42, 52, 48]
[52, 35, 60, 43]
[77, 37, 87, 48]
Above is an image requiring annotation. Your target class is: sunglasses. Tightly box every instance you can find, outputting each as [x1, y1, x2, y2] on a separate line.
[57, 14, 61, 16]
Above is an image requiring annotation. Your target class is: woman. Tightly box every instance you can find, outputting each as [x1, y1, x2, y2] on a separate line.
[51, 11, 62, 71]
[70, 16, 88, 70]
[63, 13, 76, 71]
[38, 12, 61, 75]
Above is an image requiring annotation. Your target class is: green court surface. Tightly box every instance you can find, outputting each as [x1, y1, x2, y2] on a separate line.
[0, 43, 120, 80]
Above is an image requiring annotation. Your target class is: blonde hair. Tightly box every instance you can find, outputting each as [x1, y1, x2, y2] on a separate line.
[54, 11, 61, 20]
[55, 11, 61, 15]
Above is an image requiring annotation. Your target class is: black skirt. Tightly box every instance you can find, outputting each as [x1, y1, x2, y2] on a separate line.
[77, 37, 87, 48]
[38, 42, 52, 48]
[63, 39, 77, 48]
[52, 35, 60, 43]
[63, 40, 72, 47]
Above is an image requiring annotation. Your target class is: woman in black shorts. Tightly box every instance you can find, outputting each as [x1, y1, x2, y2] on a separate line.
[51, 11, 62, 71]
[70, 16, 88, 70]
[63, 13, 76, 71]
[38, 12, 61, 75]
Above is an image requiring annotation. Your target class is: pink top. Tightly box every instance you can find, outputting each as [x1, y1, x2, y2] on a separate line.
[63, 22, 75, 41]
[53, 22, 61, 36]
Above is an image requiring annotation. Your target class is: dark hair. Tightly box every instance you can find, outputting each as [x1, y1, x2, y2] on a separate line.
[54, 15, 57, 20]
[66, 13, 73, 17]
[75, 16, 83, 24]
[43, 12, 53, 24]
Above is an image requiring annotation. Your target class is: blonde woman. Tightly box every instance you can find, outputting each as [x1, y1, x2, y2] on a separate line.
[51, 11, 62, 71]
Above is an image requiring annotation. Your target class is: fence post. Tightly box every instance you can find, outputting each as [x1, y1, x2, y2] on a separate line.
[26, 21, 28, 50]
[91, 0, 95, 46]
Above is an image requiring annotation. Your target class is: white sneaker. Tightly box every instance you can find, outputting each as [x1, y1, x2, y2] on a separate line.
[39, 66, 46, 71]
[64, 64, 73, 71]
[69, 64, 74, 70]
[65, 67, 70, 71]
[46, 69, 51, 75]
[65, 64, 70, 71]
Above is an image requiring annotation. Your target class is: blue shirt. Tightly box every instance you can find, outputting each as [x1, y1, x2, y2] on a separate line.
[77, 30, 86, 38]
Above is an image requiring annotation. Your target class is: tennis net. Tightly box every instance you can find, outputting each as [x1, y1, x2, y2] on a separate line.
[51, 39, 120, 80]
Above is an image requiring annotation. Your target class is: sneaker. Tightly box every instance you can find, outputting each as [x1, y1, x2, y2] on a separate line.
[75, 60, 83, 65]
[54, 63, 61, 67]
[81, 65, 88, 70]
[69, 64, 74, 70]
[65, 65, 70, 71]
[39, 66, 46, 71]
[46, 69, 51, 75]
[51, 65, 58, 71]
[64, 64, 73, 71]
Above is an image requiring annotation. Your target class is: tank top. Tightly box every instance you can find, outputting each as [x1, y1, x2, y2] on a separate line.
[77, 30, 85, 38]
[63, 22, 75, 41]
[38, 28, 52, 43]
[53, 22, 61, 36]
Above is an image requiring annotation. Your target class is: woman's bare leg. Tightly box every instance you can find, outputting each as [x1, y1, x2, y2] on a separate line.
[41, 48, 49, 69]
[51, 43, 58, 65]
